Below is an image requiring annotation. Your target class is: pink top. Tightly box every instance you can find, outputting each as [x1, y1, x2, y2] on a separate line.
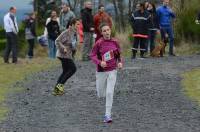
[90, 37, 122, 72]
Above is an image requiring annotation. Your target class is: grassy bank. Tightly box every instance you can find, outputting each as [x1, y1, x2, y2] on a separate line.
[182, 69, 200, 105]
[0, 57, 58, 121]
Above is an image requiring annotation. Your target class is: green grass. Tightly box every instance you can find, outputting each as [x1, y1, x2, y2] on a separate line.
[0, 57, 58, 122]
[182, 69, 200, 105]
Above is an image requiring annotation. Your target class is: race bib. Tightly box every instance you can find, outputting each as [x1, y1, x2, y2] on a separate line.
[102, 50, 114, 62]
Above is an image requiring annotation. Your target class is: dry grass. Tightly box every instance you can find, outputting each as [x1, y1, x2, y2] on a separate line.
[0, 57, 58, 122]
[115, 31, 132, 57]
[182, 69, 200, 105]
[175, 41, 200, 55]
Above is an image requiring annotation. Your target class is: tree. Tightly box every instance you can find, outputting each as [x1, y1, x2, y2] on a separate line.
[36, 0, 62, 25]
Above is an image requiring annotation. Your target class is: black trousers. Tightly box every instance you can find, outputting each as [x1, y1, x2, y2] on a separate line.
[4, 32, 18, 63]
[132, 37, 147, 57]
[57, 58, 77, 85]
[27, 39, 35, 58]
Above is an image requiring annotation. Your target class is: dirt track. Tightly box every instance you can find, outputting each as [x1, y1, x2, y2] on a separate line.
[1, 55, 200, 132]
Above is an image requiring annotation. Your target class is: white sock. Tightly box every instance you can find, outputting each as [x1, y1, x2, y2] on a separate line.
[106, 106, 112, 117]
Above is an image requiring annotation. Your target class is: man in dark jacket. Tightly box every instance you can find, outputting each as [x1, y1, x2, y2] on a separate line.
[81, 1, 94, 61]
[157, 0, 176, 56]
[130, 3, 151, 59]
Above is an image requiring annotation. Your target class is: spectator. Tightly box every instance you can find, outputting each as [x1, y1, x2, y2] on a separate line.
[3, 7, 19, 64]
[59, 4, 75, 32]
[45, 10, 60, 59]
[25, 12, 37, 59]
[157, 0, 176, 56]
[78, 20, 84, 43]
[130, 3, 151, 59]
[94, 4, 113, 42]
[81, 1, 95, 61]
[53, 18, 80, 96]
[147, 2, 159, 53]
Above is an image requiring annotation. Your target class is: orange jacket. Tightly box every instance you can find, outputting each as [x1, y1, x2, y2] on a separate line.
[94, 12, 112, 36]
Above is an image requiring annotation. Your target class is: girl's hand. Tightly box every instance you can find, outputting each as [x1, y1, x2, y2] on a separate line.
[100, 61, 107, 68]
[118, 62, 123, 69]
[64, 48, 67, 54]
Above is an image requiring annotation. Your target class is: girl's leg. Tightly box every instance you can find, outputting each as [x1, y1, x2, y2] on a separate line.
[105, 70, 117, 117]
[57, 58, 76, 85]
[96, 72, 108, 98]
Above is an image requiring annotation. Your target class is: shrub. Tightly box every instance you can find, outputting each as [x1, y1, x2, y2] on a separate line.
[174, 0, 200, 44]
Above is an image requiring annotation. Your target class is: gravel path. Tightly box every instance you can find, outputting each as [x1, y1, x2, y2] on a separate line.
[1, 55, 200, 132]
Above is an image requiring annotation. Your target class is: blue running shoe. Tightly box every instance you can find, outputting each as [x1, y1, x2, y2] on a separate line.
[103, 115, 112, 123]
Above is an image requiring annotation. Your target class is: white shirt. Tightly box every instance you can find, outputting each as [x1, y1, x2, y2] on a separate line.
[4, 12, 19, 34]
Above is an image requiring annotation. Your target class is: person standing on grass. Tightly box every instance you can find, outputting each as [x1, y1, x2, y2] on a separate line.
[59, 4, 76, 32]
[90, 23, 123, 123]
[45, 10, 60, 59]
[147, 2, 160, 54]
[3, 7, 19, 64]
[157, 0, 176, 56]
[130, 3, 151, 59]
[53, 18, 80, 96]
[25, 12, 37, 59]
[94, 4, 113, 42]
[81, 1, 95, 61]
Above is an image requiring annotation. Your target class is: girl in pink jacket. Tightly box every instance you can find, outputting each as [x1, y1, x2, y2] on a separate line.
[90, 23, 123, 123]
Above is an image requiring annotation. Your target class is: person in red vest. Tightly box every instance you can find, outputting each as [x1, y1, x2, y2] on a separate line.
[130, 3, 151, 59]
[94, 4, 113, 42]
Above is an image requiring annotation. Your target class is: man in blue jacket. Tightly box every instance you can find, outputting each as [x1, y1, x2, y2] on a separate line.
[157, 0, 176, 56]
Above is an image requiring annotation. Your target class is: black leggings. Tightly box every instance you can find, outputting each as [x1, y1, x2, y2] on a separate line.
[57, 58, 77, 85]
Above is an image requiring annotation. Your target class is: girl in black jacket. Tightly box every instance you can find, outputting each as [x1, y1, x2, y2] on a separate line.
[25, 13, 36, 58]
[147, 2, 159, 53]
[46, 11, 60, 59]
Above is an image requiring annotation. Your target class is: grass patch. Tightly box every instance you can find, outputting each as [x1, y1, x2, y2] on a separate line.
[182, 68, 200, 105]
[175, 41, 200, 55]
[0, 57, 58, 122]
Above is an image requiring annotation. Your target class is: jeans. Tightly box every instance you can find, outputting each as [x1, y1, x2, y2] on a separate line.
[160, 26, 174, 55]
[27, 39, 35, 58]
[48, 39, 57, 59]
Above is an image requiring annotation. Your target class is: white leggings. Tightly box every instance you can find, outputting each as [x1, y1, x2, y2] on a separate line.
[96, 70, 117, 116]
